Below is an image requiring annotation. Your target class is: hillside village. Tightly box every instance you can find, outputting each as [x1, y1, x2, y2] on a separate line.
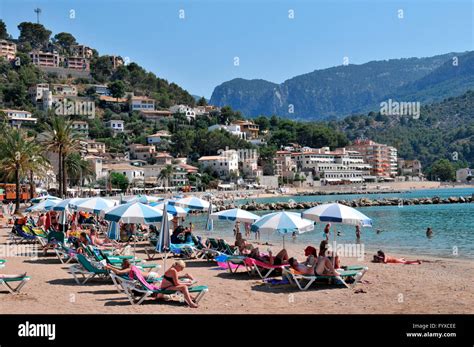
[0, 20, 447, 196]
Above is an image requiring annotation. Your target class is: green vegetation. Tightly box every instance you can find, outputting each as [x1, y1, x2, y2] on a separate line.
[110, 172, 129, 191]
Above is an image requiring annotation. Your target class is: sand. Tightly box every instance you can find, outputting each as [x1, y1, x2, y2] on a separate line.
[1, 227, 473, 315]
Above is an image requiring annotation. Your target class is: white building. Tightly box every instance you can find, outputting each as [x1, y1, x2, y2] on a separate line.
[208, 124, 246, 139]
[105, 119, 125, 133]
[147, 130, 172, 145]
[456, 168, 472, 183]
[130, 96, 155, 111]
[29, 83, 50, 103]
[51, 84, 78, 96]
[71, 120, 89, 136]
[1, 109, 37, 127]
[198, 149, 239, 179]
[103, 163, 144, 185]
[170, 104, 196, 121]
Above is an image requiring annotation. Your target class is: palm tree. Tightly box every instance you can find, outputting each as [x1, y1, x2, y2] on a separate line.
[65, 152, 95, 188]
[158, 164, 174, 189]
[42, 116, 82, 198]
[0, 127, 48, 213]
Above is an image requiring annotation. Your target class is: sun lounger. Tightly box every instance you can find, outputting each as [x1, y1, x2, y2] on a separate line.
[0, 275, 30, 294]
[217, 239, 239, 256]
[120, 267, 207, 306]
[244, 257, 287, 279]
[68, 254, 109, 284]
[0, 260, 6, 269]
[283, 266, 368, 290]
[9, 225, 37, 244]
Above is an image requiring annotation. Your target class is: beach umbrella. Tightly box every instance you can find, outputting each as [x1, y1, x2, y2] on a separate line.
[26, 198, 61, 212]
[157, 202, 171, 269]
[251, 211, 314, 248]
[302, 203, 372, 266]
[127, 195, 164, 204]
[205, 200, 213, 232]
[150, 202, 189, 217]
[103, 202, 172, 224]
[30, 195, 62, 204]
[107, 221, 120, 241]
[210, 208, 260, 224]
[302, 203, 373, 227]
[71, 197, 118, 214]
[52, 198, 87, 212]
[170, 196, 212, 210]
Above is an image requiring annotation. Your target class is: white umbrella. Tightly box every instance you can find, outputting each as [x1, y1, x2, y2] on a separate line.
[170, 196, 212, 210]
[211, 208, 260, 224]
[71, 197, 118, 214]
[302, 203, 373, 266]
[251, 211, 314, 248]
[26, 199, 61, 212]
[103, 202, 172, 224]
[31, 195, 61, 204]
[52, 198, 87, 212]
[157, 202, 171, 269]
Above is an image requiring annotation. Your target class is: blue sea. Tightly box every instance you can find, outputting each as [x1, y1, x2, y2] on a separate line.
[188, 188, 474, 259]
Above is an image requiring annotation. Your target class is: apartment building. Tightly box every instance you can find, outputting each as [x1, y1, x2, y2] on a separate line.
[1, 109, 37, 127]
[71, 44, 94, 59]
[64, 56, 90, 71]
[130, 96, 155, 111]
[30, 50, 60, 68]
[29, 83, 50, 103]
[0, 40, 17, 60]
[71, 121, 89, 136]
[232, 120, 259, 139]
[198, 150, 239, 179]
[274, 151, 297, 180]
[346, 139, 397, 178]
[129, 144, 156, 161]
[398, 159, 423, 177]
[51, 84, 78, 96]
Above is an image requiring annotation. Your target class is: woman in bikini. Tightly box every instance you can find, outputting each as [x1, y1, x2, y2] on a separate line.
[160, 260, 198, 308]
[249, 247, 289, 266]
[373, 250, 421, 264]
[105, 259, 161, 282]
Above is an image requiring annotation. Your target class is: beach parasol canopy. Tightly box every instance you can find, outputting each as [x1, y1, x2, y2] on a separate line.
[126, 195, 164, 204]
[107, 221, 120, 241]
[26, 198, 61, 212]
[30, 195, 62, 204]
[71, 197, 118, 214]
[150, 202, 188, 217]
[170, 196, 212, 210]
[211, 208, 260, 224]
[52, 198, 88, 212]
[156, 202, 171, 253]
[103, 202, 173, 224]
[302, 203, 372, 227]
[251, 211, 314, 235]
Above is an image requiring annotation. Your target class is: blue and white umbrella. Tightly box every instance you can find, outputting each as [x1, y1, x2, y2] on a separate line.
[26, 198, 61, 212]
[302, 203, 372, 227]
[103, 202, 172, 224]
[251, 211, 314, 248]
[211, 208, 260, 224]
[150, 202, 188, 217]
[170, 196, 212, 210]
[251, 211, 314, 235]
[127, 195, 164, 204]
[52, 198, 88, 212]
[107, 221, 120, 241]
[205, 200, 213, 232]
[156, 202, 171, 253]
[71, 197, 118, 214]
[31, 195, 62, 204]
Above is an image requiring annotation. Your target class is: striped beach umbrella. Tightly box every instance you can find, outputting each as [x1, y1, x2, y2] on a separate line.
[107, 221, 120, 241]
[302, 203, 372, 227]
[52, 198, 88, 212]
[31, 195, 62, 204]
[103, 202, 172, 224]
[127, 195, 164, 204]
[156, 202, 170, 253]
[170, 196, 212, 210]
[211, 208, 260, 224]
[26, 198, 61, 212]
[251, 211, 314, 235]
[150, 202, 189, 217]
[71, 197, 118, 214]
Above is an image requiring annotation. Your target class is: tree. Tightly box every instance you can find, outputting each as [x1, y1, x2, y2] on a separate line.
[171, 130, 195, 157]
[0, 20, 9, 40]
[0, 127, 47, 212]
[108, 80, 126, 101]
[197, 96, 207, 106]
[65, 152, 94, 187]
[428, 159, 455, 181]
[17, 22, 51, 49]
[110, 172, 129, 192]
[53, 32, 77, 53]
[43, 116, 82, 198]
[158, 165, 174, 188]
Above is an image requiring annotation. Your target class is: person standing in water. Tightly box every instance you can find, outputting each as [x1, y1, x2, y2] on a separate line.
[426, 227, 433, 238]
[323, 223, 331, 240]
[355, 225, 361, 240]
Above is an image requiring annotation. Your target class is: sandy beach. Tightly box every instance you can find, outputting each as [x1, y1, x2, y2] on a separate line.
[1, 226, 473, 314]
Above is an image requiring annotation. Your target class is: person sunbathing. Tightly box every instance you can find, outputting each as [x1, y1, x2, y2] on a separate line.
[373, 250, 421, 264]
[235, 232, 252, 254]
[105, 259, 161, 282]
[249, 247, 289, 266]
[303, 246, 318, 267]
[288, 257, 315, 275]
[90, 228, 126, 249]
[319, 240, 340, 269]
[160, 260, 198, 308]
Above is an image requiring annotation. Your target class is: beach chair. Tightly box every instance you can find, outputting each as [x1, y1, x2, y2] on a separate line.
[206, 238, 221, 251]
[68, 254, 109, 284]
[0, 275, 31, 294]
[120, 267, 207, 306]
[283, 266, 368, 290]
[218, 239, 239, 256]
[9, 225, 37, 244]
[52, 243, 77, 264]
[224, 255, 248, 273]
[0, 259, 6, 269]
[244, 257, 287, 279]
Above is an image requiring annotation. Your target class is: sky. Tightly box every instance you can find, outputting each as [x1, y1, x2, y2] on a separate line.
[0, 0, 472, 98]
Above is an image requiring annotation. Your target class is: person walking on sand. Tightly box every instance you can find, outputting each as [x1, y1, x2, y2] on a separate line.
[355, 225, 361, 240]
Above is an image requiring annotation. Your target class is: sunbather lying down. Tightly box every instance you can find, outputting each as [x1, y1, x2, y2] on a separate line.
[289, 257, 340, 276]
[0, 272, 27, 279]
[105, 259, 161, 282]
[249, 247, 289, 266]
[373, 250, 421, 264]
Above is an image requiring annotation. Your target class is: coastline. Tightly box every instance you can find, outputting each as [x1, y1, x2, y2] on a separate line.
[1, 228, 473, 314]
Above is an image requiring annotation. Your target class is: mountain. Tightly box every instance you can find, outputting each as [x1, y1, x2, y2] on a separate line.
[334, 90, 474, 169]
[210, 52, 474, 120]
